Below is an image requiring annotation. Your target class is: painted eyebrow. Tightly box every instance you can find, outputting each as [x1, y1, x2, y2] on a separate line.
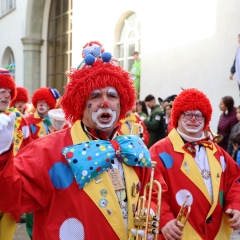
[107, 88, 118, 95]
[90, 90, 101, 96]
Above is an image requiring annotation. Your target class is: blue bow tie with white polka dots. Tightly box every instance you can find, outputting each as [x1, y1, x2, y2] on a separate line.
[62, 135, 151, 189]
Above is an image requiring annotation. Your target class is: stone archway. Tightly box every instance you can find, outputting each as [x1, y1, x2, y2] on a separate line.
[21, 0, 45, 96]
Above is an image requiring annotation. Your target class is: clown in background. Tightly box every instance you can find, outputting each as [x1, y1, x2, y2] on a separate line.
[10, 86, 29, 116]
[119, 108, 150, 147]
[0, 69, 32, 240]
[25, 87, 60, 140]
[0, 41, 166, 239]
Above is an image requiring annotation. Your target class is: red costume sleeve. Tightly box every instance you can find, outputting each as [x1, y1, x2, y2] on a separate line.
[150, 143, 175, 229]
[0, 141, 53, 221]
[217, 146, 240, 211]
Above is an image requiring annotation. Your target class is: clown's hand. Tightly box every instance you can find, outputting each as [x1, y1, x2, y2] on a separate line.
[131, 229, 154, 240]
[0, 113, 15, 154]
[131, 208, 157, 240]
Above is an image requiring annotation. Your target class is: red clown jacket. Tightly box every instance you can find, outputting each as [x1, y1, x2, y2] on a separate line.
[0, 120, 166, 240]
[150, 129, 240, 240]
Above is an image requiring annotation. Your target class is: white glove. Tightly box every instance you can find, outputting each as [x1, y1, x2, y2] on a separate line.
[0, 112, 15, 154]
[131, 229, 154, 240]
[131, 208, 156, 240]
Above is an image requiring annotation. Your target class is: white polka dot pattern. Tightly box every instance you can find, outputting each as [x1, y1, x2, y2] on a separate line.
[59, 218, 84, 240]
[22, 125, 30, 138]
[220, 156, 226, 172]
[175, 189, 193, 206]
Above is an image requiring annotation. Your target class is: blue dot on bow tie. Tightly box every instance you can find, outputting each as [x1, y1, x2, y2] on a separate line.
[49, 162, 74, 189]
[73, 159, 78, 164]
[159, 152, 173, 169]
[15, 112, 21, 117]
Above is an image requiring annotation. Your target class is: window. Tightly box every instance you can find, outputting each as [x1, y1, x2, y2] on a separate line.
[2, 47, 15, 79]
[47, 0, 72, 94]
[117, 13, 141, 71]
[0, 0, 16, 18]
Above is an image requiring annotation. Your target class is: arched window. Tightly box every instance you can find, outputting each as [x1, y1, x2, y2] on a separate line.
[0, 0, 16, 17]
[1, 47, 15, 79]
[117, 13, 141, 71]
[47, 0, 72, 94]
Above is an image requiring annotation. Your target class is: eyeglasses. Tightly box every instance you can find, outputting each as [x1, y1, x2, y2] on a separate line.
[182, 112, 204, 121]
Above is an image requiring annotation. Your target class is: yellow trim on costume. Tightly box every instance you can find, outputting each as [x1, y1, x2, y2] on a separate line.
[120, 113, 138, 135]
[182, 221, 202, 240]
[6, 108, 24, 156]
[214, 213, 232, 239]
[34, 111, 47, 137]
[0, 213, 17, 240]
[169, 129, 211, 203]
[206, 144, 222, 218]
[71, 120, 139, 240]
[122, 163, 139, 240]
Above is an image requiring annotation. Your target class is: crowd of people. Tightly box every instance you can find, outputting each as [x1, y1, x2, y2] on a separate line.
[0, 40, 240, 240]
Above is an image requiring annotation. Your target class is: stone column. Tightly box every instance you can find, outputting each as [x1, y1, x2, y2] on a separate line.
[21, 37, 43, 96]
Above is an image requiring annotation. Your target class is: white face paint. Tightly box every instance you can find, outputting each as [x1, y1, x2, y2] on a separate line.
[91, 108, 117, 129]
[37, 101, 50, 116]
[182, 120, 204, 132]
[181, 110, 205, 133]
[15, 101, 25, 113]
[0, 89, 11, 112]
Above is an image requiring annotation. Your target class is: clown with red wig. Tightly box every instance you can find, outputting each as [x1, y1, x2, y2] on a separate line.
[0, 42, 166, 240]
[25, 87, 60, 140]
[0, 69, 32, 240]
[10, 86, 29, 115]
[150, 88, 240, 239]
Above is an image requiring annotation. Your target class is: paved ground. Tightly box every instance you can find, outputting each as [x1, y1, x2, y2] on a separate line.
[13, 223, 30, 240]
[11, 223, 240, 239]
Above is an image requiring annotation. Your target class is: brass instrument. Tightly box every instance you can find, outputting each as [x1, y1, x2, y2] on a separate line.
[130, 123, 144, 139]
[175, 194, 191, 231]
[205, 126, 223, 143]
[132, 161, 162, 240]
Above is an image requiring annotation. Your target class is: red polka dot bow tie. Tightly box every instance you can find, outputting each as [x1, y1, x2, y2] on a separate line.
[62, 135, 151, 189]
[182, 137, 213, 158]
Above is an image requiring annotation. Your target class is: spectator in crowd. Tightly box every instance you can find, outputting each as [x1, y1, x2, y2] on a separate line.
[230, 131, 240, 166]
[227, 105, 240, 159]
[217, 96, 238, 151]
[164, 103, 173, 135]
[136, 100, 148, 120]
[229, 34, 240, 92]
[144, 94, 165, 148]
[130, 52, 141, 98]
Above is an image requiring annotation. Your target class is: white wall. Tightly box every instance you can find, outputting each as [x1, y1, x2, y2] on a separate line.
[0, 0, 28, 86]
[72, 0, 240, 131]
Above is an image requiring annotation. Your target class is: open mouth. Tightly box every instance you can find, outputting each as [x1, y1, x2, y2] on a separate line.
[98, 112, 112, 123]
[0, 100, 9, 104]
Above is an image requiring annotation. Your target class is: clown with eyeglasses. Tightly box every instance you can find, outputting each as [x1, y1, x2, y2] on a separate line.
[150, 88, 240, 240]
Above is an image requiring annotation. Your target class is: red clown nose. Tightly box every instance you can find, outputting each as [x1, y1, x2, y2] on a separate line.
[102, 101, 109, 108]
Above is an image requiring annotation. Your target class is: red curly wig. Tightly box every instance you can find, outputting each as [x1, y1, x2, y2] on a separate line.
[32, 87, 57, 110]
[171, 88, 212, 130]
[0, 69, 16, 100]
[61, 59, 136, 123]
[10, 87, 29, 107]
